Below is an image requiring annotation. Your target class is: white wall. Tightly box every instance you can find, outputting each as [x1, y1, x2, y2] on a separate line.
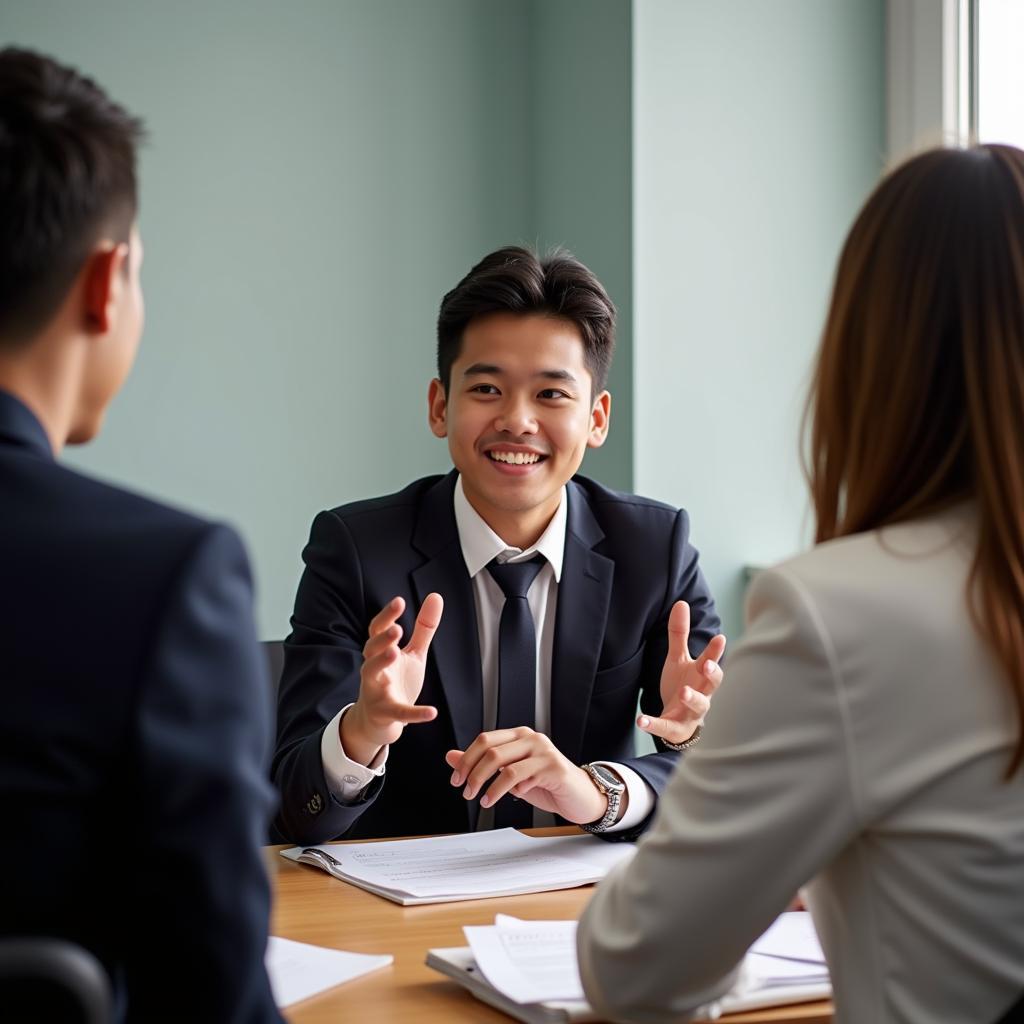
[633, 0, 886, 637]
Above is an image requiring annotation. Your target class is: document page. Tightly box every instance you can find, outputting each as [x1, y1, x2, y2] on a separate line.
[750, 912, 825, 964]
[265, 936, 392, 1008]
[746, 912, 828, 989]
[463, 914, 584, 1004]
[283, 828, 635, 900]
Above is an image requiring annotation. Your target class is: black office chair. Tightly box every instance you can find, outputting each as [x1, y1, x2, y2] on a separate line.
[0, 937, 112, 1023]
[993, 989, 1024, 1024]
[262, 640, 287, 843]
[262, 639, 285, 700]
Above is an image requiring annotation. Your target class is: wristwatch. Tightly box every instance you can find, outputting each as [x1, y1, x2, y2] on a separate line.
[579, 763, 626, 833]
[660, 724, 703, 752]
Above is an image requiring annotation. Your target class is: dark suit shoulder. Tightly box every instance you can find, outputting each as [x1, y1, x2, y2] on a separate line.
[570, 474, 686, 524]
[50, 457, 215, 544]
[3, 453, 245, 617]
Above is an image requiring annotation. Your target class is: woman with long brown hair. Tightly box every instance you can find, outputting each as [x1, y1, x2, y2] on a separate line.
[577, 145, 1024, 1024]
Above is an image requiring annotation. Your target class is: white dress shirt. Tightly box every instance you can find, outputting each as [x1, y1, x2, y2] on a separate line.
[320, 475, 655, 832]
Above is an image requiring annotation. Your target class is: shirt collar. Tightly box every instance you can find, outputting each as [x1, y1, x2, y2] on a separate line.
[453, 475, 566, 583]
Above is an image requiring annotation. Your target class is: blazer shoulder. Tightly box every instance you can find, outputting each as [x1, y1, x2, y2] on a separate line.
[50, 460, 241, 573]
[571, 475, 687, 533]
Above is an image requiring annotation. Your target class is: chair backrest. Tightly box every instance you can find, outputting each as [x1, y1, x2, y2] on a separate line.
[262, 640, 285, 699]
[0, 937, 112, 1024]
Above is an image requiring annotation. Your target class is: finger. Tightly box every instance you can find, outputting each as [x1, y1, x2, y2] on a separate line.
[666, 600, 691, 664]
[678, 686, 710, 720]
[637, 712, 695, 746]
[380, 700, 437, 726]
[697, 658, 724, 696]
[462, 738, 537, 800]
[362, 622, 402, 660]
[368, 596, 405, 638]
[405, 592, 444, 656]
[361, 646, 399, 681]
[445, 749, 465, 783]
[480, 756, 547, 808]
[690, 634, 727, 691]
[456, 728, 533, 778]
[454, 727, 534, 786]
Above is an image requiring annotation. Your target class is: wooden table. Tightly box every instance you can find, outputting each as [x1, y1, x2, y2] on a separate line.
[269, 828, 832, 1023]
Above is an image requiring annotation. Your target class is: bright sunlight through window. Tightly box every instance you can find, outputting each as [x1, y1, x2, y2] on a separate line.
[977, 0, 1024, 148]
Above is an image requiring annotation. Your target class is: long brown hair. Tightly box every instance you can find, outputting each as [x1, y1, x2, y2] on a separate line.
[805, 144, 1024, 775]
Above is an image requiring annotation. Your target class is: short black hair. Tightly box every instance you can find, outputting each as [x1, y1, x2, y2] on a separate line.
[436, 246, 617, 394]
[0, 48, 145, 344]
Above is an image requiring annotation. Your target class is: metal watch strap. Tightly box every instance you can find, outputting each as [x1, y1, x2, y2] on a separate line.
[660, 724, 703, 752]
[579, 763, 624, 834]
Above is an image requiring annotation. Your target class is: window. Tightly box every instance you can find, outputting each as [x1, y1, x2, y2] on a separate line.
[975, 0, 1024, 147]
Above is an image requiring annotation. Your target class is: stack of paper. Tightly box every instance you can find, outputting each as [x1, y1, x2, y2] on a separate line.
[281, 828, 636, 905]
[465, 915, 585, 1003]
[429, 916, 594, 1024]
[426, 912, 831, 1024]
[747, 912, 829, 989]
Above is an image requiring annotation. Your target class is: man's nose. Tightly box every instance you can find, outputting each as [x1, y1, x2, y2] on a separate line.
[493, 395, 538, 434]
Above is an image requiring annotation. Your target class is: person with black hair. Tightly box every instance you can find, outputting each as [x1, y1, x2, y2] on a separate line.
[0, 48, 282, 1022]
[274, 246, 725, 844]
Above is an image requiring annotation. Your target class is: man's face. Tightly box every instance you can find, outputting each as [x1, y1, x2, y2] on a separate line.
[70, 225, 144, 443]
[428, 312, 610, 544]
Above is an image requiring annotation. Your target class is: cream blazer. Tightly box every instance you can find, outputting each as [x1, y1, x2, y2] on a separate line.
[578, 505, 1024, 1024]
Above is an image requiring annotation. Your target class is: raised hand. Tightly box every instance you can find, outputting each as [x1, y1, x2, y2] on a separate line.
[445, 728, 614, 826]
[340, 593, 443, 765]
[637, 600, 726, 746]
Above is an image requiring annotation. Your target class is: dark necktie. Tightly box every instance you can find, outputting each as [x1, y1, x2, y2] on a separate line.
[486, 554, 546, 830]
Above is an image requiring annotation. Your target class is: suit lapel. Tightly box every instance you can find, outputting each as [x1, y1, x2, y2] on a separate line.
[410, 473, 484, 759]
[550, 481, 614, 766]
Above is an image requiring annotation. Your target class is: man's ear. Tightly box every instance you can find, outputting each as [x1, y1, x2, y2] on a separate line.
[428, 378, 449, 438]
[587, 390, 611, 449]
[82, 242, 128, 334]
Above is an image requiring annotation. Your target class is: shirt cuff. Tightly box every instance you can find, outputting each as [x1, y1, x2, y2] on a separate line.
[320, 703, 388, 803]
[591, 761, 655, 833]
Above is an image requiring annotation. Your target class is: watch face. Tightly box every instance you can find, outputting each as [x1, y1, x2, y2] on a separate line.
[590, 765, 621, 792]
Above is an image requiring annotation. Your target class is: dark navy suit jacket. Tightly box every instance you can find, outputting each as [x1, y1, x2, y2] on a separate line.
[273, 472, 720, 845]
[0, 391, 282, 1023]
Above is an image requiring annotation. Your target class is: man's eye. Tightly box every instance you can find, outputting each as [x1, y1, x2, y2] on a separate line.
[539, 389, 569, 400]
[470, 384, 500, 395]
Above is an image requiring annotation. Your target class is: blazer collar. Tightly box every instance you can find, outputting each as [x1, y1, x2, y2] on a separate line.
[412, 471, 461, 557]
[410, 471, 485, 829]
[0, 390, 54, 461]
[550, 479, 615, 764]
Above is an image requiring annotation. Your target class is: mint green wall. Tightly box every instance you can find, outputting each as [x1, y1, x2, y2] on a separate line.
[531, 0, 633, 489]
[2, 1, 631, 637]
[632, 0, 886, 639]
[4, 1, 884, 643]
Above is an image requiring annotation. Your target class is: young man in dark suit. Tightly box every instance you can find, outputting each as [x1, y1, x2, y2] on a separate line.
[274, 247, 726, 845]
[0, 49, 282, 1022]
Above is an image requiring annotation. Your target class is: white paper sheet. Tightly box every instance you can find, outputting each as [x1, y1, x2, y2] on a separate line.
[265, 935, 392, 1008]
[464, 915, 584, 1004]
[283, 828, 635, 900]
[747, 952, 828, 987]
[440, 911, 830, 1017]
[750, 912, 825, 964]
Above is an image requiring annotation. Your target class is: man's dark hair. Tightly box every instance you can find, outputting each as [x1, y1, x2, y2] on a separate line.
[0, 48, 144, 344]
[437, 246, 617, 395]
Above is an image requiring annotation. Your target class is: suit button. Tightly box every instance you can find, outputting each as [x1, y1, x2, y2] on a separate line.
[305, 793, 324, 815]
